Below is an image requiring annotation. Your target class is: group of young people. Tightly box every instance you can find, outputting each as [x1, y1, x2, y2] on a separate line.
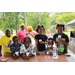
[35, 24, 69, 55]
[0, 23, 69, 60]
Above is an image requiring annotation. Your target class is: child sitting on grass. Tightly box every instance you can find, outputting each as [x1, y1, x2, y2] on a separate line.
[20, 37, 36, 59]
[10, 36, 22, 59]
[45, 38, 54, 54]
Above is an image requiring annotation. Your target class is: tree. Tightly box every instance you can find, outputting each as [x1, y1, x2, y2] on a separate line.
[0, 12, 51, 34]
[50, 12, 72, 25]
[38, 12, 41, 25]
[0, 12, 21, 34]
[24, 12, 27, 29]
[55, 12, 75, 30]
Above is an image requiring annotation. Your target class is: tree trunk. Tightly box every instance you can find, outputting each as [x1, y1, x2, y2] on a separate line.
[16, 13, 17, 35]
[10, 12, 13, 34]
[24, 12, 27, 29]
[38, 12, 41, 25]
[3, 12, 5, 22]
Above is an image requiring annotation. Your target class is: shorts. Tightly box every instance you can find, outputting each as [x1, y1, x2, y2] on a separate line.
[38, 50, 46, 53]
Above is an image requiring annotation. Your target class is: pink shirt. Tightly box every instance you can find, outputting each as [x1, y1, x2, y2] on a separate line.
[32, 31, 38, 36]
[46, 34, 51, 38]
[17, 30, 27, 42]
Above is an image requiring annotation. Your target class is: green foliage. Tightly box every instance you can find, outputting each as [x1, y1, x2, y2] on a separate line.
[55, 12, 75, 30]
[55, 12, 75, 23]
[0, 12, 75, 35]
[0, 12, 51, 35]
[0, 12, 21, 33]
[70, 27, 75, 31]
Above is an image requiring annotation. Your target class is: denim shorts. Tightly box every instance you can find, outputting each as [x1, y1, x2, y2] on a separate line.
[38, 50, 46, 53]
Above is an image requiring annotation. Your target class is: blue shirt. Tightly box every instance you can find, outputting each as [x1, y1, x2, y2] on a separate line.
[10, 42, 22, 52]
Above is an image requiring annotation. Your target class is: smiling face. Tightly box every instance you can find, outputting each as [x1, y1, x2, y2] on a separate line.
[38, 27, 44, 35]
[57, 26, 63, 34]
[47, 29, 50, 34]
[24, 39, 31, 49]
[48, 41, 53, 48]
[6, 30, 11, 37]
[13, 38, 19, 46]
[21, 26, 25, 30]
[48, 41, 53, 45]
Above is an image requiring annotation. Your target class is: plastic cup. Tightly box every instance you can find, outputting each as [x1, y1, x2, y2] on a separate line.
[48, 45, 52, 47]
[26, 53, 29, 56]
[58, 35, 61, 38]
[39, 39, 42, 42]
[15, 52, 19, 55]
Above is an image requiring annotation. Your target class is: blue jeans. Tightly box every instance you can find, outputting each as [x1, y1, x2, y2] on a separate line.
[38, 50, 46, 53]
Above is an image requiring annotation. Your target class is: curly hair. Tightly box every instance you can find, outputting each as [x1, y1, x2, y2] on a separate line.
[48, 38, 54, 44]
[23, 37, 31, 43]
[36, 25, 45, 32]
[27, 26, 33, 32]
[20, 24, 25, 28]
[13, 36, 19, 41]
[56, 24, 65, 31]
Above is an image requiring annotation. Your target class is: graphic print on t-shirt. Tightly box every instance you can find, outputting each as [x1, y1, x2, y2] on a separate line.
[56, 38, 65, 52]
[6, 40, 13, 48]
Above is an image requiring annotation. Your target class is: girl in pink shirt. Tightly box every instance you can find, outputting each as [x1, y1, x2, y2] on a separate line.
[46, 29, 51, 38]
[17, 24, 27, 43]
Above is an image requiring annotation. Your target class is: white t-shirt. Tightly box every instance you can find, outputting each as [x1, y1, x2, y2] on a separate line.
[20, 44, 36, 55]
[0, 30, 4, 39]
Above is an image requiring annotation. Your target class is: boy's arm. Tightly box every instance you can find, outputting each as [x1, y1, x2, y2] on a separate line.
[0, 37, 3, 56]
[11, 51, 16, 57]
[0, 46, 2, 56]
